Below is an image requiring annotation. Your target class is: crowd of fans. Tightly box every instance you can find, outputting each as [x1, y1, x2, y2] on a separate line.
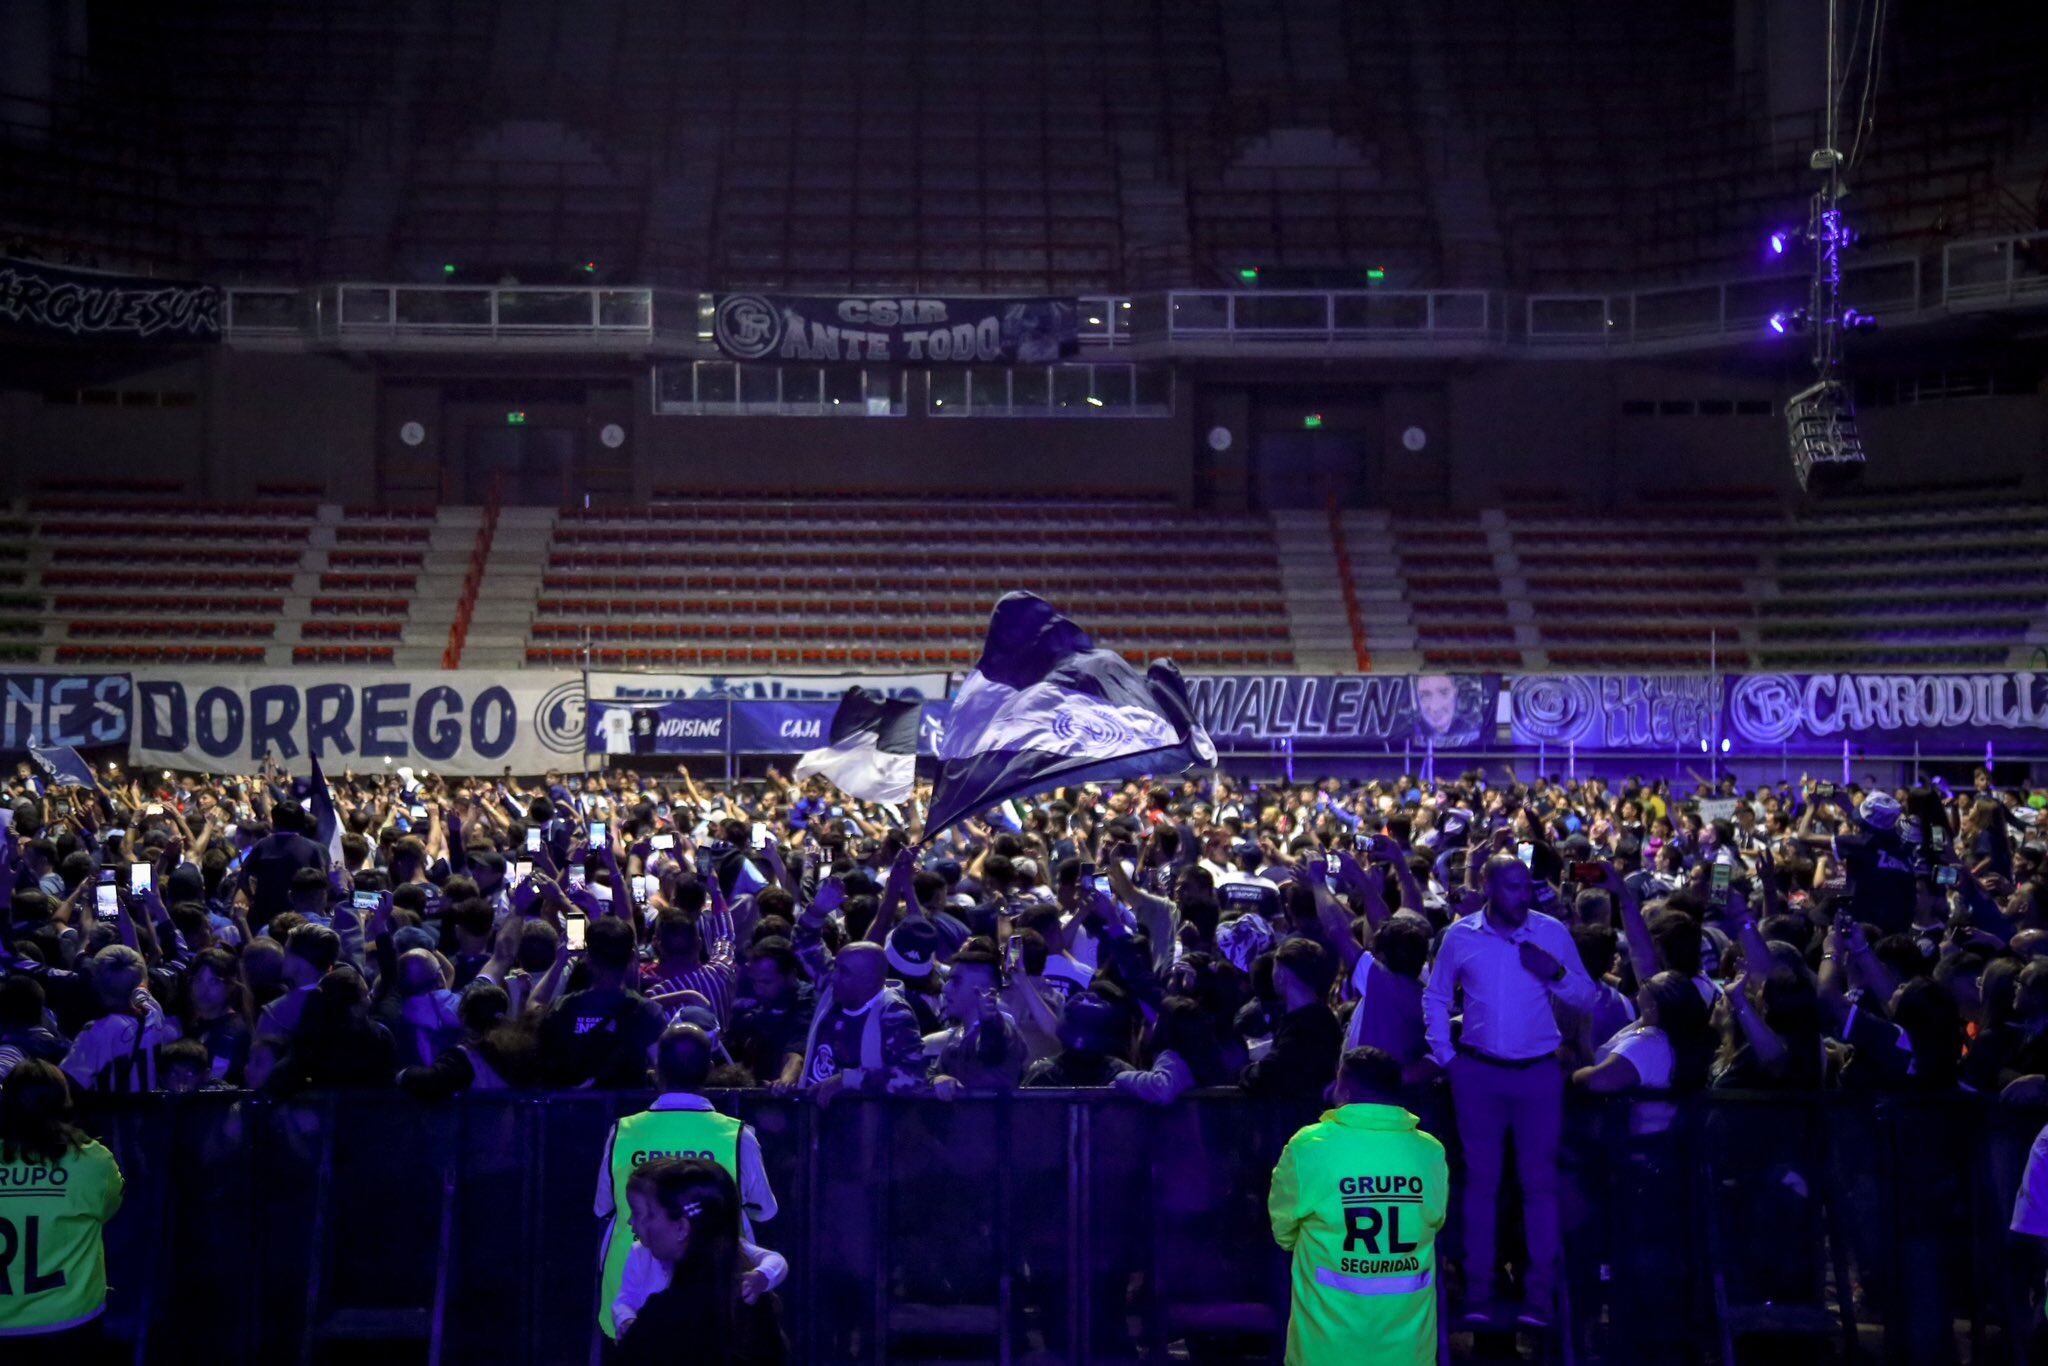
[3, 754, 2047, 1349]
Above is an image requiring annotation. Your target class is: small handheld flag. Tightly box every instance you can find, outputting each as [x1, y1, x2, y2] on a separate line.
[28, 743, 97, 790]
[308, 755, 346, 865]
[923, 593, 1214, 841]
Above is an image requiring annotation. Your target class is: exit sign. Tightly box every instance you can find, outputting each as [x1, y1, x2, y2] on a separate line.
[1303, 413, 1324, 429]
[506, 411, 528, 425]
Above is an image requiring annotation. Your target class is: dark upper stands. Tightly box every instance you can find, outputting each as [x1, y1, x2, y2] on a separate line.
[6, 1, 2041, 292]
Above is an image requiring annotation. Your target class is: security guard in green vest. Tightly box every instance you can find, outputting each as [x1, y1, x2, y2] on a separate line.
[0, 1060, 125, 1348]
[1269, 1046, 1448, 1366]
[593, 1021, 778, 1340]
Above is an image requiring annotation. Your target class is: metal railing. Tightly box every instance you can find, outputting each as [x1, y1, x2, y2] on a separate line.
[72, 1089, 2047, 1364]
[1129, 289, 1497, 345]
[324, 283, 659, 344]
[1526, 256, 1924, 347]
[1943, 229, 2048, 308]
[210, 229, 2048, 357]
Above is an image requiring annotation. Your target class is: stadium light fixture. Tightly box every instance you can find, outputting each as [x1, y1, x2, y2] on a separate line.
[1085, 395, 1104, 407]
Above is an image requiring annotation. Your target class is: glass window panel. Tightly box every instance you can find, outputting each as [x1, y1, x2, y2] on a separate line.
[928, 369, 968, 414]
[1011, 367, 1050, 411]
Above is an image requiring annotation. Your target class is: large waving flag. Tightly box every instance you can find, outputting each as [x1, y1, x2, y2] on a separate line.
[793, 686, 920, 804]
[923, 593, 1215, 840]
[308, 755, 346, 865]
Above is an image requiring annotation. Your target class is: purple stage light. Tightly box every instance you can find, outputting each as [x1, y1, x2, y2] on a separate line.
[1770, 231, 1788, 254]
[1768, 312, 1787, 334]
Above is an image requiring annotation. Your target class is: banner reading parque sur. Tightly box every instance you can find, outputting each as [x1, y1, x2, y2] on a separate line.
[0, 257, 222, 344]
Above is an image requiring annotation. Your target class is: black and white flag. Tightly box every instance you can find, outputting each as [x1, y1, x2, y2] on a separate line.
[793, 687, 921, 804]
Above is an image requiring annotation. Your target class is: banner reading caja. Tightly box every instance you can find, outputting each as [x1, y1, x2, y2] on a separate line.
[128, 671, 587, 775]
[711, 294, 1077, 364]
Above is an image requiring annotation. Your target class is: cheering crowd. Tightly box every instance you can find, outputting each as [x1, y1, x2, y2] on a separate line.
[4, 754, 2048, 1357]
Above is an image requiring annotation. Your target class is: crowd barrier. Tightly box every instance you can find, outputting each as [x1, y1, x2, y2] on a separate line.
[71, 1090, 2048, 1364]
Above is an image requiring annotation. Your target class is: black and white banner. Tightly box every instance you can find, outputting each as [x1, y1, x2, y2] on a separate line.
[711, 294, 1077, 364]
[0, 257, 222, 344]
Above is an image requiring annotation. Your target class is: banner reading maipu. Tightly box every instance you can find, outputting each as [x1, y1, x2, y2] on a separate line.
[0, 257, 222, 344]
[711, 294, 1077, 364]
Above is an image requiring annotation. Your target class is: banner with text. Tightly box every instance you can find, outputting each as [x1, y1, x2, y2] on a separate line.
[2, 672, 131, 751]
[1509, 674, 1723, 750]
[129, 671, 586, 775]
[587, 671, 951, 703]
[589, 698, 953, 757]
[711, 294, 1077, 364]
[0, 257, 222, 344]
[1184, 674, 1503, 749]
[1724, 671, 2048, 750]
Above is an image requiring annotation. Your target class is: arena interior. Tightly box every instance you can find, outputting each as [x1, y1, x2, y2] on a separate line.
[4, 1, 2048, 1362]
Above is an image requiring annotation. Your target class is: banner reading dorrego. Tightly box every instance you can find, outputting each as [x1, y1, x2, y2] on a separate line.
[129, 671, 587, 775]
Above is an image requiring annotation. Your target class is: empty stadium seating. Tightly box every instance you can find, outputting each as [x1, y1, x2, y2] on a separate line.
[1, 498, 463, 668]
[1315, 482, 2048, 672]
[8, 481, 2047, 677]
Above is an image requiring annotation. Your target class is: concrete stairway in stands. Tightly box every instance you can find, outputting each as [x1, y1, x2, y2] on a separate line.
[453, 508, 555, 669]
[1338, 509, 1425, 672]
[387, 508, 481, 668]
[1271, 510, 1359, 672]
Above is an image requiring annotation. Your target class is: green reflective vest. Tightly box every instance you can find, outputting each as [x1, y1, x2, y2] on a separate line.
[597, 1106, 742, 1339]
[1267, 1103, 1447, 1366]
[0, 1138, 124, 1337]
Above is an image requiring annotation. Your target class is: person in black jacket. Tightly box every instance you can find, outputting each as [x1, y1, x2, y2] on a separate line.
[537, 916, 664, 1088]
[1241, 937, 1341, 1103]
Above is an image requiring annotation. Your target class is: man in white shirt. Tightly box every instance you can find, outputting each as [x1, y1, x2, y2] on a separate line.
[1422, 852, 1599, 1327]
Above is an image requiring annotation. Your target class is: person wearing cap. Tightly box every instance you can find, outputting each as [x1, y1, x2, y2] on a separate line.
[593, 1022, 777, 1341]
[883, 918, 946, 1034]
[1268, 1045, 1447, 1366]
[1020, 991, 1133, 1087]
[1422, 852, 1598, 1327]
[1826, 791, 1916, 935]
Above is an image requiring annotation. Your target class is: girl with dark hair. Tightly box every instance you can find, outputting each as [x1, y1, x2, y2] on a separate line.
[614, 1157, 789, 1365]
[1113, 994, 1227, 1103]
[0, 1060, 124, 1355]
[1575, 970, 1715, 1137]
[180, 946, 252, 1086]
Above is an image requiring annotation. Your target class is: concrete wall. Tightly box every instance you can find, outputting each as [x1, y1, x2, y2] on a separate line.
[3, 343, 2041, 510]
